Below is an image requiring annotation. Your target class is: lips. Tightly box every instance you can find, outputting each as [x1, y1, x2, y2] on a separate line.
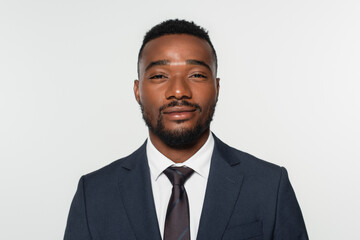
[163, 106, 197, 114]
[162, 106, 197, 121]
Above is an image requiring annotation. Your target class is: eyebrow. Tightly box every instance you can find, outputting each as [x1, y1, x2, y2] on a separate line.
[145, 60, 170, 71]
[185, 59, 212, 71]
[145, 59, 212, 72]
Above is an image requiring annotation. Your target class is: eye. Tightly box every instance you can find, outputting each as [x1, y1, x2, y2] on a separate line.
[189, 73, 207, 79]
[149, 74, 167, 79]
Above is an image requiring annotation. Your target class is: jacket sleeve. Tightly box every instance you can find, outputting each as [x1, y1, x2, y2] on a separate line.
[64, 176, 92, 240]
[273, 168, 309, 240]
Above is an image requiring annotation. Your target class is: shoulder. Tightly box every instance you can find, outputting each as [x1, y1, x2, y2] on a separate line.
[213, 134, 284, 179]
[213, 135, 291, 203]
[81, 141, 147, 186]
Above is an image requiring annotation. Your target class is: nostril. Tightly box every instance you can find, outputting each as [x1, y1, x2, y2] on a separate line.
[165, 80, 192, 100]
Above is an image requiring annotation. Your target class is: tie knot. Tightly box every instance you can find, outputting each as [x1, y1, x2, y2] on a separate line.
[164, 166, 194, 186]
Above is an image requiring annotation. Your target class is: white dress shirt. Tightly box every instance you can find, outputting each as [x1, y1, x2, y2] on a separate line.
[146, 133, 214, 240]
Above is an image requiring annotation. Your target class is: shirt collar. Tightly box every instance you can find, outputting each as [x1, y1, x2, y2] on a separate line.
[146, 132, 214, 181]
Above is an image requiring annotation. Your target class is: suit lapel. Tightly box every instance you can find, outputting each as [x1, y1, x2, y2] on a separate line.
[197, 135, 244, 240]
[117, 142, 162, 240]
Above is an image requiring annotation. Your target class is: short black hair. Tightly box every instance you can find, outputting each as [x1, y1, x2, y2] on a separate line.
[137, 19, 217, 76]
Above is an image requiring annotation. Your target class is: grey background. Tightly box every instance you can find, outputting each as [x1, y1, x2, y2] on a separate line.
[1, 0, 359, 239]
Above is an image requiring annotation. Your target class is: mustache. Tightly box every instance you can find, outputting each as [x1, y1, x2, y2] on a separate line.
[159, 100, 202, 113]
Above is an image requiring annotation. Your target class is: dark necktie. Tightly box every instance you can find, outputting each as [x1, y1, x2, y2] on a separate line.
[163, 166, 194, 240]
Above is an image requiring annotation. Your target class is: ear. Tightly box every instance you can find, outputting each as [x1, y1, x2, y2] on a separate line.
[216, 77, 220, 99]
[134, 80, 140, 104]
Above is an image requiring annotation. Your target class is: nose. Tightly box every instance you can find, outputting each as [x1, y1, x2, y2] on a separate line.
[165, 76, 192, 100]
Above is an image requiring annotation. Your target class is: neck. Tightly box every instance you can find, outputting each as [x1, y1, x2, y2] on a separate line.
[149, 129, 210, 163]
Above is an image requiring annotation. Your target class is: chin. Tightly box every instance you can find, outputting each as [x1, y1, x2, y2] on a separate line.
[154, 123, 209, 148]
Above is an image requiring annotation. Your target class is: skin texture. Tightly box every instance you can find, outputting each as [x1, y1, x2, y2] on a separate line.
[134, 34, 220, 163]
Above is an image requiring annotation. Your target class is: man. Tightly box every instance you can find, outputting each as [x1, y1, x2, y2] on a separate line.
[64, 19, 308, 240]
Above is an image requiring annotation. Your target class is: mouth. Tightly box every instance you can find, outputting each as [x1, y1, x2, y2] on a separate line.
[162, 106, 197, 121]
[163, 106, 197, 114]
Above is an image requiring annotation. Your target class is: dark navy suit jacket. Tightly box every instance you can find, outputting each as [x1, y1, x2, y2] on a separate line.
[64, 135, 308, 240]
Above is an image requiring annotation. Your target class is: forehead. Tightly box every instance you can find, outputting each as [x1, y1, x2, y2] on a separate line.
[139, 34, 216, 73]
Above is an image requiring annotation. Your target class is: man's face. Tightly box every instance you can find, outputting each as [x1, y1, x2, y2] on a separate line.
[134, 34, 220, 147]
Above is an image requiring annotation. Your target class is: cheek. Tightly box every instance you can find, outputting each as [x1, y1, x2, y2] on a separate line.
[141, 101, 158, 118]
[139, 83, 164, 104]
[139, 92, 162, 118]
[197, 89, 217, 107]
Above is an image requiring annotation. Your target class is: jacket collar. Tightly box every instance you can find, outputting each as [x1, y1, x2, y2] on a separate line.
[118, 140, 162, 240]
[118, 134, 244, 240]
[197, 134, 244, 239]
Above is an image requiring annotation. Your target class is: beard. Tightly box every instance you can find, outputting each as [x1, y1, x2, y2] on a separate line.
[140, 100, 216, 148]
